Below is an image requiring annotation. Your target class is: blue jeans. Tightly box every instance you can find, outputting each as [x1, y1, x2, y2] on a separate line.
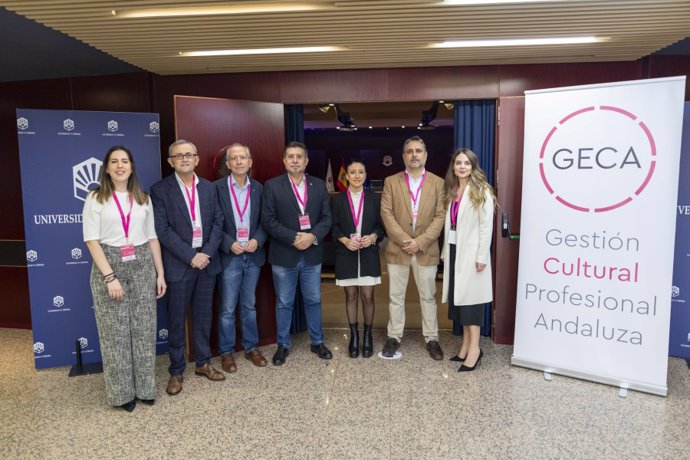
[218, 254, 261, 354]
[272, 257, 324, 348]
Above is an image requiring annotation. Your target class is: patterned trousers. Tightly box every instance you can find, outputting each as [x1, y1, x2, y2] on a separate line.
[90, 244, 157, 406]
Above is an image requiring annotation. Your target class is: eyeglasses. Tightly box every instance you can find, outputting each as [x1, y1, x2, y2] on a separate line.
[170, 152, 198, 160]
[404, 148, 425, 155]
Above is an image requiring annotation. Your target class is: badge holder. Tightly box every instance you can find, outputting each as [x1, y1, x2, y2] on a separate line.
[237, 227, 249, 246]
[299, 214, 311, 230]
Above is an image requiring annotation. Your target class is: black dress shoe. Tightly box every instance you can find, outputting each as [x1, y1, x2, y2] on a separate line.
[139, 399, 155, 406]
[458, 349, 483, 372]
[272, 345, 290, 366]
[381, 338, 399, 358]
[426, 340, 444, 361]
[120, 400, 136, 412]
[310, 343, 333, 359]
[449, 354, 466, 362]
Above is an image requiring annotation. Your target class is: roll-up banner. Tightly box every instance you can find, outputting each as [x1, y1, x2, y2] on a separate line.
[17, 109, 166, 369]
[512, 77, 686, 396]
[670, 102, 690, 360]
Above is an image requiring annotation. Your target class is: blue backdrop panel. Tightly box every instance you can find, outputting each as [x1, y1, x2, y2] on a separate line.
[17, 109, 165, 369]
[670, 102, 690, 359]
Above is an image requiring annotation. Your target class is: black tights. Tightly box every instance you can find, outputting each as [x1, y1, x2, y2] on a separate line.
[343, 286, 375, 325]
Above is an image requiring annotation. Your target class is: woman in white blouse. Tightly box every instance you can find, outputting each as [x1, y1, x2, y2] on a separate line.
[82, 146, 166, 412]
[441, 148, 495, 372]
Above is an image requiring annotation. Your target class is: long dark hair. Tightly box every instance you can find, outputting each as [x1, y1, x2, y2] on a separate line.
[92, 145, 148, 205]
[443, 148, 496, 208]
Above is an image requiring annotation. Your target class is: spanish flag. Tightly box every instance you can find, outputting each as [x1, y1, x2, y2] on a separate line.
[337, 159, 348, 191]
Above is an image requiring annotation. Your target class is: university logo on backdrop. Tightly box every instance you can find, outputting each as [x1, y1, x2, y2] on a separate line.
[73, 157, 102, 202]
[539, 105, 656, 213]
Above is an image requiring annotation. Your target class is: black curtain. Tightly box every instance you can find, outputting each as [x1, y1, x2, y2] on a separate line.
[453, 99, 496, 337]
[284, 104, 308, 334]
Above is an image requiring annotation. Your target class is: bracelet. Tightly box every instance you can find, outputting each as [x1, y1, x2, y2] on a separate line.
[102, 272, 114, 279]
[104, 274, 118, 284]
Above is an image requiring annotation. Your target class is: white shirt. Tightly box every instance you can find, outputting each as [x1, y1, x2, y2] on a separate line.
[82, 191, 156, 246]
[406, 168, 426, 233]
[291, 175, 307, 215]
[228, 175, 252, 227]
[174, 173, 203, 235]
[349, 189, 363, 234]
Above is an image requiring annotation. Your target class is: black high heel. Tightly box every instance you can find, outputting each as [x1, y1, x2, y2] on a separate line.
[458, 349, 483, 372]
[449, 353, 466, 362]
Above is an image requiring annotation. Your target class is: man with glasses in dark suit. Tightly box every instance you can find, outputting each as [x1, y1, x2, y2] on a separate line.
[151, 139, 224, 396]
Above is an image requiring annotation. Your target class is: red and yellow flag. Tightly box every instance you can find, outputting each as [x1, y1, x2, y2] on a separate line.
[336, 159, 348, 191]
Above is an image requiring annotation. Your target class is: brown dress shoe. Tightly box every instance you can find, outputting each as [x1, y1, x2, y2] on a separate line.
[221, 353, 237, 373]
[166, 375, 183, 396]
[194, 363, 226, 381]
[244, 348, 268, 367]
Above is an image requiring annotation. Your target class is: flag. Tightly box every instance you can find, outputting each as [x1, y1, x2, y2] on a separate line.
[325, 160, 335, 193]
[337, 159, 348, 191]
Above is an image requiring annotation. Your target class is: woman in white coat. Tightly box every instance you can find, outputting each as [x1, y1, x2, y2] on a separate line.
[441, 148, 495, 372]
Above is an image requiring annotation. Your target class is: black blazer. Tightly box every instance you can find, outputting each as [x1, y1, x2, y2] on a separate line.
[331, 190, 385, 280]
[150, 173, 223, 283]
[261, 173, 332, 267]
[214, 176, 267, 268]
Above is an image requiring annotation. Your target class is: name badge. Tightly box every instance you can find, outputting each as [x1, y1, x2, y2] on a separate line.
[298, 214, 311, 230]
[448, 229, 457, 245]
[192, 225, 203, 248]
[237, 226, 249, 244]
[120, 243, 136, 261]
[350, 233, 361, 244]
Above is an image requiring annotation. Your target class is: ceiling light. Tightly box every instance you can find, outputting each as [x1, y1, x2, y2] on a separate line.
[432, 36, 604, 48]
[180, 46, 344, 57]
[113, 3, 329, 18]
[443, 0, 567, 5]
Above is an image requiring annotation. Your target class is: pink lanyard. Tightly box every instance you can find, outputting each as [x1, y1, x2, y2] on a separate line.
[290, 176, 308, 213]
[450, 194, 462, 228]
[404, 170, 426, 208]
[229, 178, 251, 224]
[184, 178, 197, 222]
[347, 188, 364, 229]
[112, 193, 133, 240]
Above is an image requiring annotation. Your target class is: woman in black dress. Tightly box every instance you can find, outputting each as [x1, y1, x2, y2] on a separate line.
[331, 160, 385, 358]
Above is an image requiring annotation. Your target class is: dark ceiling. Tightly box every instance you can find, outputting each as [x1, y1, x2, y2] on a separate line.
[1, 6, 689, 84]
[0, 7, 141, 83]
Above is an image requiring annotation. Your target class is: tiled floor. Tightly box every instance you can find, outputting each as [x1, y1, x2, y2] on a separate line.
[1, 327, 689, 459]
